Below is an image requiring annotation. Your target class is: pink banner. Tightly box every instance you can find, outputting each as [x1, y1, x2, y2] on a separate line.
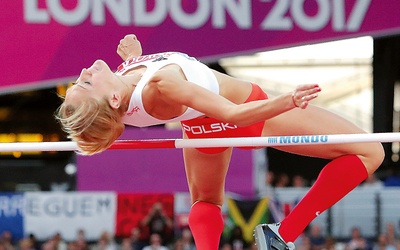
[1, 0, 400, 92]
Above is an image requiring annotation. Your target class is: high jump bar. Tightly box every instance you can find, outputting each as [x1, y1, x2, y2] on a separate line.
[0, 132, 399, 152]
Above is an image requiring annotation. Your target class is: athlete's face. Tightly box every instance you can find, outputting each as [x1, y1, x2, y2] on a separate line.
[65, 60, 115, 105]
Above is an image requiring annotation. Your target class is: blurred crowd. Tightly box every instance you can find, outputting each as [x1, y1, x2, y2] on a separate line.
[294, 222, 400, 250]
[1, 220, 399, 250]
[1, 202, 399, 250]
[262, 168, 400, 190]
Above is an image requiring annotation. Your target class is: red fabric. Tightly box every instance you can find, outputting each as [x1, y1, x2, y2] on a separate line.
[279, 155, 368, 242]
[181, 83, 267, 154]
[188, 201, 224, 250]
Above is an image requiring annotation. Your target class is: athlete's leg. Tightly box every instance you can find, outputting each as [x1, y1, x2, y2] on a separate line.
[261, 104, 384, 244]
[182, 132, 233, 250]
[263, 104, 383, 171]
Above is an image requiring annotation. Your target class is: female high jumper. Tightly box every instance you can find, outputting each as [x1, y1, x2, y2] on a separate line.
[56, 34, 384, 250]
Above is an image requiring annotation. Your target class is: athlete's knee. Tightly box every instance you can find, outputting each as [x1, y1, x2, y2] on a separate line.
[369, 142, 384, 170]
[190, 185, 225, 206]
[359, 142, 385, 174]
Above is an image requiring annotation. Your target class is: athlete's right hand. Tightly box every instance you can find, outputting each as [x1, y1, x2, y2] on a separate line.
[291, 84, 321, 109]
[117, 34, 143, 61]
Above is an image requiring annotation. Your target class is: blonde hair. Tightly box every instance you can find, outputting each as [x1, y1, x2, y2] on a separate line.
[56, 96, 126, 155]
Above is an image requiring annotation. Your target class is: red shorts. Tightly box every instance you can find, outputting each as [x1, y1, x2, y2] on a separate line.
[180, 83, 268, 154]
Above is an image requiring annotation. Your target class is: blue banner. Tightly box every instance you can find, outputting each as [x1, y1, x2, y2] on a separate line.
[0, 193, 24, 240]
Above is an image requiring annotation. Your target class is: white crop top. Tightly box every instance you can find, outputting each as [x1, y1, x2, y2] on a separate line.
[118, 52, 219, 127]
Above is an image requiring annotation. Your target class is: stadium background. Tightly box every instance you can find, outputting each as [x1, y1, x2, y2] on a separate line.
[0, 0, 400, 247]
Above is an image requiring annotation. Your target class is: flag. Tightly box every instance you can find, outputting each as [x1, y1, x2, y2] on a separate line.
[225, 197, 270, 243]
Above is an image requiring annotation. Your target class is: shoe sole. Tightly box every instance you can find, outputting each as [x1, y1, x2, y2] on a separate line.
[254, 224, 268, 250]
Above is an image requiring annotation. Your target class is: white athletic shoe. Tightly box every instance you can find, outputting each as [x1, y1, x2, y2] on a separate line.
[254, 223, 295, 250]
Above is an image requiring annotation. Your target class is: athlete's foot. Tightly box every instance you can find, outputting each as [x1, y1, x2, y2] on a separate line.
[254, 223, 295, 250]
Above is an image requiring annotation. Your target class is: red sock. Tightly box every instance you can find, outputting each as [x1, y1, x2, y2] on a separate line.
[188, 201, 224, 250]
[279, 155, 368, 242]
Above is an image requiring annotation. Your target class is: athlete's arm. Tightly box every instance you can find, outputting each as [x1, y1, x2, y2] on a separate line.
[150, 68, 321, 126]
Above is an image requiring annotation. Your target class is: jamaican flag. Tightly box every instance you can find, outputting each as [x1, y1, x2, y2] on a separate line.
[225, 196, 272, 243]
